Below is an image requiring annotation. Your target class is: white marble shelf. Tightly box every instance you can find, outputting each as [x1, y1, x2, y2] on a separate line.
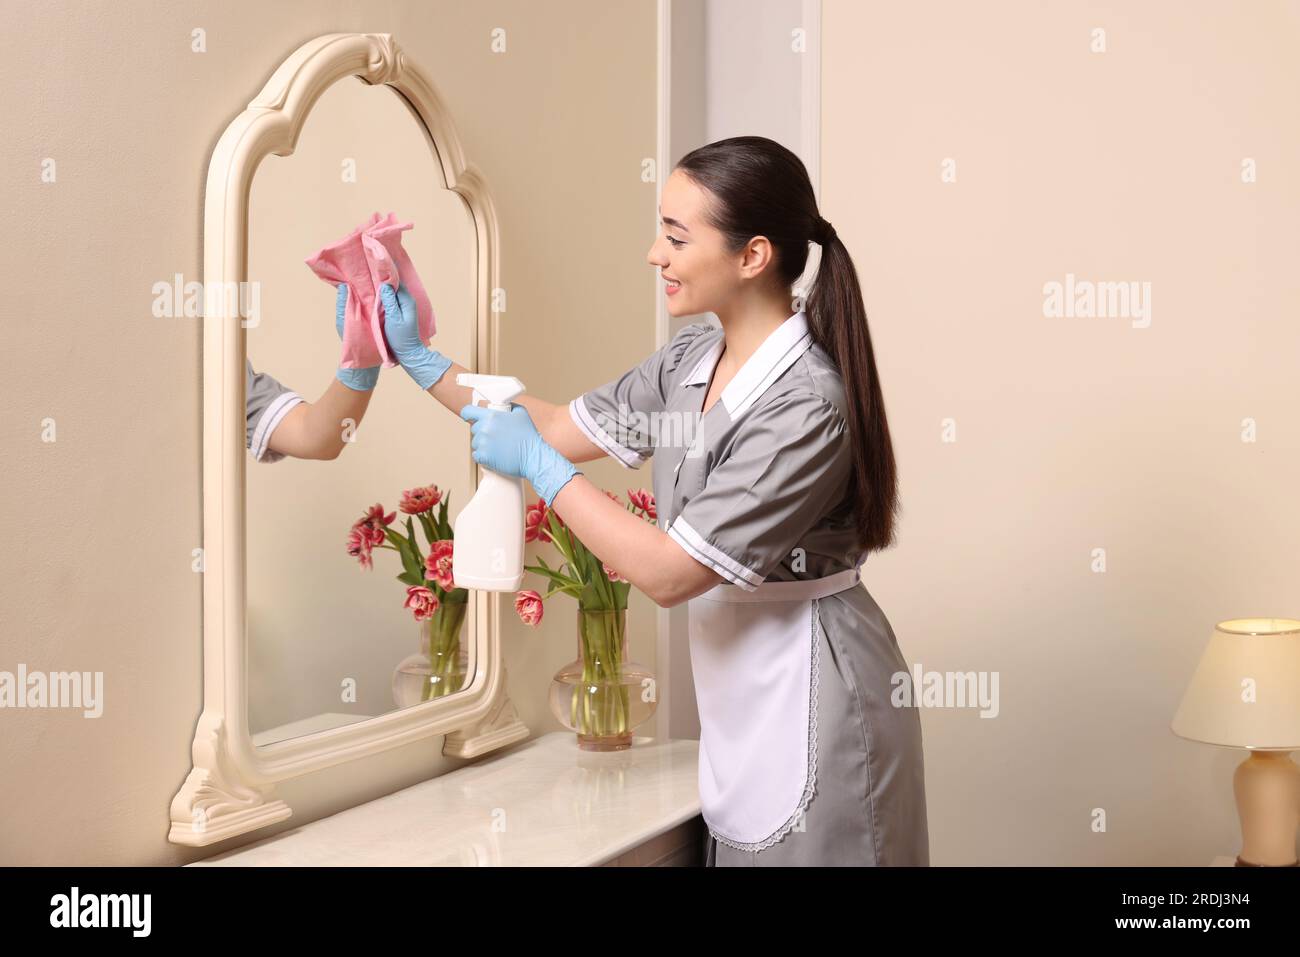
[188, 732, 702, 867]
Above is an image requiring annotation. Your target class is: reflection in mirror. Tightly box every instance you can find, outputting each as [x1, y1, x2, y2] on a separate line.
[245, 76, 476, 748]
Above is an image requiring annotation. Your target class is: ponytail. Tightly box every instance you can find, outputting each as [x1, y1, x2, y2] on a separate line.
[805, 226, 899, 552]
[675, 136, 900, 556]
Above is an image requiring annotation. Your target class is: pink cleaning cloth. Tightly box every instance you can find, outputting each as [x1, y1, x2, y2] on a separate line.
[304, 211, 436, 369]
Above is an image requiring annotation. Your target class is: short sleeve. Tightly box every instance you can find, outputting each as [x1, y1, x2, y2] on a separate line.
[246, 359, 304, 464]
[667, 391, 851, 590]
[568, 322, 713, 469]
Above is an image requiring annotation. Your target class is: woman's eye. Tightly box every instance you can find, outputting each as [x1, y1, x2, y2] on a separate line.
[666, 236, 684, 248]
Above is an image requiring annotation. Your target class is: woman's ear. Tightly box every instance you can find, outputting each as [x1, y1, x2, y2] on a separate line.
[739, 235, 775, 280]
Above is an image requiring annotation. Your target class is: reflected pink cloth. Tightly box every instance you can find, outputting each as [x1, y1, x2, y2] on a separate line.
[304, 211, 435, 369]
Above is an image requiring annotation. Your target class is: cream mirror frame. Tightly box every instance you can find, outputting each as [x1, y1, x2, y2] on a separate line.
[169, 33, 528, 848]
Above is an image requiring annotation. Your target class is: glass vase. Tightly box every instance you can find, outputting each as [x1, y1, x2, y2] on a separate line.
[392, 598, 469, 708]
[548, 606, 657, 751]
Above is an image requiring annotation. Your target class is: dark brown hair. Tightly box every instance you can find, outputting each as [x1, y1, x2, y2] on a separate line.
[674, 135, 899, 554]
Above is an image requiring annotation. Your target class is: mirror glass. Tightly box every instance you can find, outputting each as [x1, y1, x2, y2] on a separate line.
[245, 76, 477, 747]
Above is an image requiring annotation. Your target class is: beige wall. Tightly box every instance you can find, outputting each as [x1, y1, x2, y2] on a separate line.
[824, 0, 1300, 864]
[0, 0, 657, 864]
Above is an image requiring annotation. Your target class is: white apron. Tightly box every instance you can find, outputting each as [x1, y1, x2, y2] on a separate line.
[688, 563, 864, 851]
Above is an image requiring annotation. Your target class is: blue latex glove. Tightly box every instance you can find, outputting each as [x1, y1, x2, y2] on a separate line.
[333, 283, 380, 391]
[379, 282, 452, 390]
[459, 403, 581, 507]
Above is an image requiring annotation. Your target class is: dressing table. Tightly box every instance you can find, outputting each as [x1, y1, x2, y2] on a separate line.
[188, 734, 704, 866]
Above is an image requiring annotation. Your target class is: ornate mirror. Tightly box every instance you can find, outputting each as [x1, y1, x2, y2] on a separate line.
[170, 33, 528, 847]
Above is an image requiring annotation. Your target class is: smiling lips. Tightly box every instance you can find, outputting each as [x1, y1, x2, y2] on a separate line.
[664, 275, 681, 295]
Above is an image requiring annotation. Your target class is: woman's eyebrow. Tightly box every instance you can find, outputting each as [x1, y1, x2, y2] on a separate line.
[658, 207, 690, 233]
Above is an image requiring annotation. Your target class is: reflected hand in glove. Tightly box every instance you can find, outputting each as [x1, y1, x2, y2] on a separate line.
[333, 283, 381, 391]
[459, 403, 581, 508]
[380, 281, 452, 390]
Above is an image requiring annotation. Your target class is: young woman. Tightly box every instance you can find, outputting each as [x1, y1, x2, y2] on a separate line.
[246, 284, 382, 463]
[382, 135, 930, 867]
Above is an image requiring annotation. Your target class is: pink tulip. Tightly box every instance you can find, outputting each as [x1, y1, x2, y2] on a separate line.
[603, 562, 628, 584]
[404, 585, 440, 622]
[357, 503, 396, 527]
[515, 590, 544, 626]
[525, 498, 552, 544]
[346, 527, 374, 570]
[628, 488, 656, 519]
[352, 504, 396, 547]
[425, 539, 456, 591]
[400, 484, 442, 515]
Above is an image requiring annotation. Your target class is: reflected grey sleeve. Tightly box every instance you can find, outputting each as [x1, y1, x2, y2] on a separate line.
[568, 322, 712, 469]
[246, 358, 304, 464]
[667, 391, 851, 590]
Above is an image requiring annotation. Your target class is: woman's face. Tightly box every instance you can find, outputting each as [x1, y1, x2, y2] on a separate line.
[647, 169, 743, 319]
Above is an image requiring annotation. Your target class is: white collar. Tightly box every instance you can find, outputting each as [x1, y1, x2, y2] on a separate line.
[681, 311, 813, 418]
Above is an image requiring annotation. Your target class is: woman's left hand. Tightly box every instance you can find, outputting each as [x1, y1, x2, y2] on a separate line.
[459, 403, 581, 507]
[334, 283, 381, 391]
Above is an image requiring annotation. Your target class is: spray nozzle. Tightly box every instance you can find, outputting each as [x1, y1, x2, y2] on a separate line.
[457, 373, 526, 412]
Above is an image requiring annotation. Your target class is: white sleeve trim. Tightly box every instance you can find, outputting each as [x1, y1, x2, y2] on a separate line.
[568, 395, 647, 469]
[667, 515, 763, 591]
[252, 391, 304, 462]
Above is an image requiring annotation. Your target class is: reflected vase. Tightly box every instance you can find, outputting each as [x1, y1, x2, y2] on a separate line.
[392, 598, 469, 708]
[548, 606, 657, 751]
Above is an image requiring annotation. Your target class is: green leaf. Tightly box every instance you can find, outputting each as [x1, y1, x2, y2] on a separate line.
[569, 534, 590, 576]
[575, 536, 613, 608]
[438, 493, 451, 539]
[580, 580, 606, 608]
[394, 519, 422, 580]
[417, 511, 436, 549]
[523, 564, 580, 588]
[545, 510, 567, 553]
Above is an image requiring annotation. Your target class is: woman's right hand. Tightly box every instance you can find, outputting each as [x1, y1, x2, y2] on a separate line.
[380, 282, 452, 390]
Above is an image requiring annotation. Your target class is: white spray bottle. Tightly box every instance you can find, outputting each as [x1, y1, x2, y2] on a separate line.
[452, 373, 527, 591]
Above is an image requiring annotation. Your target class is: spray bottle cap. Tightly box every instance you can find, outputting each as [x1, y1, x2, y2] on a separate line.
[457, 373, 526, 411]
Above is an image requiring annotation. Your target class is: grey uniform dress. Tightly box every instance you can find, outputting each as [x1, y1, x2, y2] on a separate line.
[569, 313, 930, 866]
[245, 359, 304, 463]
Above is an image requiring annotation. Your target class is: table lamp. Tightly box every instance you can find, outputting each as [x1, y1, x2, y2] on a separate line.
[1172, 618, 1300, 866]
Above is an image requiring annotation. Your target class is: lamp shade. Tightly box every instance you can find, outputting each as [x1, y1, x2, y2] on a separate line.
[1172, 618, 1300, 750]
